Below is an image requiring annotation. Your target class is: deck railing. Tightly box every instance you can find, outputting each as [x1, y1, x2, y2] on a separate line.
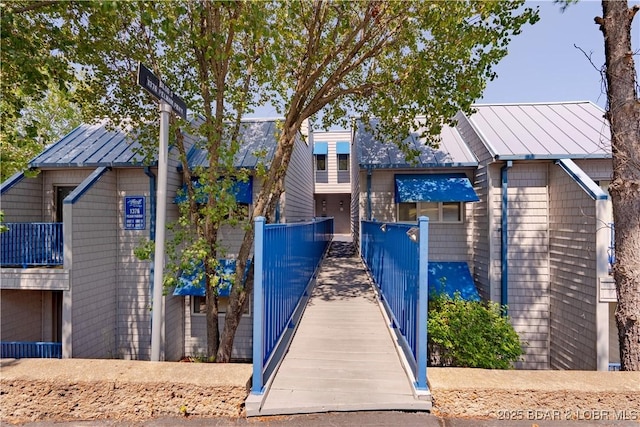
[252, 217, 333, 394]
[360, 217, 429, 391]
[608, 222, 615, 274]
[0, 223, 63, 268]
[0, 341, 62, 359]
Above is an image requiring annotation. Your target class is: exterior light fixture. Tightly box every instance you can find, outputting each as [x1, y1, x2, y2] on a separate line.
[406, 227, 419, 242]
[380, 224, 387, 232]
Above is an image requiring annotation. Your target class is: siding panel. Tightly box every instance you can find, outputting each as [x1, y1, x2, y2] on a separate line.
[549, 163, 598, 370]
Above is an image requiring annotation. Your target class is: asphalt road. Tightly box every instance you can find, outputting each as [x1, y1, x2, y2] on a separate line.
[14, 411, 640, 427]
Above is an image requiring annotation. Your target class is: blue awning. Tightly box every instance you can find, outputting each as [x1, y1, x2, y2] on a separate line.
[394, 173, 479, 203]
[174, 177, 253, 205]
[428, 261, 480, 301]
[336, 141, 350, 155]
[173, 259, 253, 297]
[313, 142, 328, 155]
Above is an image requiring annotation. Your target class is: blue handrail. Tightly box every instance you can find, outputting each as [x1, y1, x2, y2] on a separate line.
[0, 341, 62, 359]
[361, 218, 429, 390]
[0, 223, 63, 268]
[252, 217, 333, 394]
[608, 222, 615, 274]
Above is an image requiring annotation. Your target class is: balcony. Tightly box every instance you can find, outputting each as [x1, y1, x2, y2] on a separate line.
[0, 223, 63, 269]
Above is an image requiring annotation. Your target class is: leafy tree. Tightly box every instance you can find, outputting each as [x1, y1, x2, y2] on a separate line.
[222, 0, 538, 362]
[0, 1, 81, 180]
[1, 1, 538, 362]
[428, 294, 524, 369]
[595, 0, 640, 371]
[0, 85, 81, 181]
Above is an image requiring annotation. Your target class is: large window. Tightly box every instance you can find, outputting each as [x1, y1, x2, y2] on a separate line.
[316, 154, 327, 171]
[338, 154, 349, 171]
[397, 201, 463, 223]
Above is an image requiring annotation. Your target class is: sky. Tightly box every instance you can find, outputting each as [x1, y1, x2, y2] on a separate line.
[248, 0, 639, 119]
[481, 0, 640, 109]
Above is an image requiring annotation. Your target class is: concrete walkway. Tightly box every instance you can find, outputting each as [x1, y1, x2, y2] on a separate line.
[251, 239, 431, 416]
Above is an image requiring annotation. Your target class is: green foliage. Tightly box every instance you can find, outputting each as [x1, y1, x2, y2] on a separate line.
[0, 211, 8, 233]
[428, 294, 525, 369]
[0, 84, 81, 181]
[1, 0, 540, 361]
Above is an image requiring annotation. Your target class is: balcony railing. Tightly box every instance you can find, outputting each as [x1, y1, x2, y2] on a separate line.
[0, 223, 63, 268]
[0, 341, 62, 359]
[609, 222, 615, 274]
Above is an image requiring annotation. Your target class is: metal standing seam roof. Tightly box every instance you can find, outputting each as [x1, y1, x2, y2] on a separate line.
[28, 120, 282, 170]
[464, 101, 612, 160]
[29, 122, 143, 168]
[185, 120, 280, 170]
[355, 118, 479, 168]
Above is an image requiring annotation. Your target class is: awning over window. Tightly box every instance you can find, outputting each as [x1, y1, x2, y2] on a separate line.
[428, 261, 480, 301]
[336, 141, 350, 155]
[174, 177, 253, 205]
[173, 259, 252, 297]
[313, 141, 328, 155]
[394, 173, 479, 203]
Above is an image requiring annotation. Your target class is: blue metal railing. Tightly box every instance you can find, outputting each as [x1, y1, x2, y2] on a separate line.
[608, 222, 615, 274]
[1, 341, 62, 359]
[0, 223, 63, 268]
[252, 216, 333, 394]
[361, 218, 429, 391]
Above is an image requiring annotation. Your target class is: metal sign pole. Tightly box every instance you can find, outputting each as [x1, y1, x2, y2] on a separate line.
[150, 101, 172, 361]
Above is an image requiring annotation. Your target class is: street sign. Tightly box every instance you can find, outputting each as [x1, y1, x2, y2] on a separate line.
[137, 62, 187, 119]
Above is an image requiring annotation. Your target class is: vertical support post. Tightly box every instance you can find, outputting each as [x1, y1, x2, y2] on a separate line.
[500, 161, 512, 314]
[416, 216, 429, 390]
[150, 101, 171, 361]
[252, 216, 266, 393]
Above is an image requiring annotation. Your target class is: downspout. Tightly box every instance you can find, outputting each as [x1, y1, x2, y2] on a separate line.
[500, 161, 512, 314]
[144, 167, 157, 329]
[366, 168, 372, 220]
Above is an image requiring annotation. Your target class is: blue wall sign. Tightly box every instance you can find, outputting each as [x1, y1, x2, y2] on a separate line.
[124, 196, 146, 230]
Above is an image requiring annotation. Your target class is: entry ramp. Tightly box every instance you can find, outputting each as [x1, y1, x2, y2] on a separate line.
[251, 237, 431, 416]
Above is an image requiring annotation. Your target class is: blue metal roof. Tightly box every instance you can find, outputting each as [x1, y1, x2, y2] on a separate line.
[185, 120, 280, 170]
[355, 118, 478, 168]
[428, 261, 480, 301]
[464, 101, 611, 160]
[30, 119, 282, 170]
[29, 123, 143, 168]
[394, 173, 479, 203]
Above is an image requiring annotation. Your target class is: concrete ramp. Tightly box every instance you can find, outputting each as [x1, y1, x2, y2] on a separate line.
[248, 240, 431, 416]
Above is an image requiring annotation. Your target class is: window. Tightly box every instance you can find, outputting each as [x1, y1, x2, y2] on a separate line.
[192, 296, 249, 316]
[338, 154, 349, 171]
[316, 154, 326, 171]
[397, 201, 463, 223]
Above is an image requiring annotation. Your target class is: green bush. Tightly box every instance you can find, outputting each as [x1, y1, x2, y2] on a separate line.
[428, 293, 525, 369]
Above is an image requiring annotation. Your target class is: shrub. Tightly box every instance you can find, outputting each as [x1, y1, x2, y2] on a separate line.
[428, 293, 525, 369]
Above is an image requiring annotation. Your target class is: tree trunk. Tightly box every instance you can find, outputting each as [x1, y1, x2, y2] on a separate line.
[216, 124, 301, 362]
[598, 0, 640, 371]
[205, 284, 220, 360]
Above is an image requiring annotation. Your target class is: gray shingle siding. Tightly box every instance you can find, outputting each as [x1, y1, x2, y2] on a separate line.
[66, 169, 118, 358]
[549, 164, 598, 370]
[0, 174, 43, 222]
